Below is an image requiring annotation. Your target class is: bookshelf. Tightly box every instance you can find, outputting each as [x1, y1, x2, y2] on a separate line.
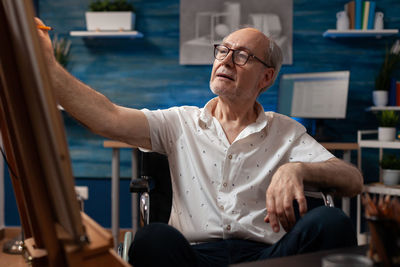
[356, 130, 400, 244]
[69, 31, 144, 38]
[323, 29, 399, 38]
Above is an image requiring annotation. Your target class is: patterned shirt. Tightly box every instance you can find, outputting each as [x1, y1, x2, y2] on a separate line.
[142, 98, 334, 244]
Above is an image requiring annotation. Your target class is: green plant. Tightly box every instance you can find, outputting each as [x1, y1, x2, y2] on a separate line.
[52, 35, 71, 68]
[89, 0, 135, 12]
[375, 40, 400, 91]
[377, 110, 399, 127]
[380, 154, 400, 170]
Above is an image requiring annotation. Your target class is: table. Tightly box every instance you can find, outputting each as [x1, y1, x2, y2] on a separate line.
[320, 142, 359, 216]
[231, 245, 368, 267]
[320, 142, 358, 163]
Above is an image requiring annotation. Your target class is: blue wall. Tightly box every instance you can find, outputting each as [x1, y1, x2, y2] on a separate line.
[4, 0, 400, 227]
[41, 0, 400, 179]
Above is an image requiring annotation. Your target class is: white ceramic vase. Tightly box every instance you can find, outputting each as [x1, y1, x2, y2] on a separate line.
[373, 90, 388, 106]
[382, 169, 400, 186]
[378, 127, 396, 141]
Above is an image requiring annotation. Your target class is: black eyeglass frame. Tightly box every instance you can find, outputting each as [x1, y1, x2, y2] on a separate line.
[213, 44, 273, 68]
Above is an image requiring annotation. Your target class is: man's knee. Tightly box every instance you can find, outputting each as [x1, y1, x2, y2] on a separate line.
[299, 206, 357, 247]
[306, 206, 353, 230]
[130, 223, 181, 250]
[128, 223, 198, 266]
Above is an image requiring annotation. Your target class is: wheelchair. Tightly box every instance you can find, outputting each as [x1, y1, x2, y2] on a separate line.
[118, 151, 335, 262]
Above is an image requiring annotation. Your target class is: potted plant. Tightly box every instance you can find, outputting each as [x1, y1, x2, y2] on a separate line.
[373, 40, 400, 106]
[86, 0, 136, 31]
[380, 154, 400, 185]
[52, 35, 71, 68]
[376, 110, 399, 141]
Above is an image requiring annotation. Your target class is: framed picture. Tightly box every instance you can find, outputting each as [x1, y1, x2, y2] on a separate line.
[180, 0, 293, 65]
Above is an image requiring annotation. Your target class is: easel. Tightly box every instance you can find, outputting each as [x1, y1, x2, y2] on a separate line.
[0, 0, 129, 266]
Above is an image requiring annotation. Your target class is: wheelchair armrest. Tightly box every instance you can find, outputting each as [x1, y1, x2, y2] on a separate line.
[130, 176, 151, 226]
[303, 185, 335, 208]
[130, 176, 151, 193]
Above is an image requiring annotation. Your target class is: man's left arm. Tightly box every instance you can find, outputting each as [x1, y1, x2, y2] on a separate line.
[265, 158, 363, 233]
[297, 157, 363, 197]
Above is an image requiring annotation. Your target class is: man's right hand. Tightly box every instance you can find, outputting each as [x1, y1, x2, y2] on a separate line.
[34, 17, 56, 66]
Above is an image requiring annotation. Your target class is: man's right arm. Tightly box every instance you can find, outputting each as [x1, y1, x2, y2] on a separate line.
[36, 18, 151, 149]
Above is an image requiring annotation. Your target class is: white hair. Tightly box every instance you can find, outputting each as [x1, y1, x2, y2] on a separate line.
[261, 38, 283, 93]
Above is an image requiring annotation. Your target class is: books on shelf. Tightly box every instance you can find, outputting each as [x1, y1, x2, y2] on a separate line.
[344, 0, 377, 30]
[345, 1, 355, 29]
[355, 0, 362, 29]
[396, 81, 400, 106]
[387, 78, 400, 106]
[362, 1, 369, 30]
[367, 1, 376, 30]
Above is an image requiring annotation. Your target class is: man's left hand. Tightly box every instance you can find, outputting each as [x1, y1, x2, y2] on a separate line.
[264, 162, 308, 233]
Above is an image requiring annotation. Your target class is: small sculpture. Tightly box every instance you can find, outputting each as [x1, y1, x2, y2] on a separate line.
[336, 11, 349, 31]
[374, 12, 384, 30]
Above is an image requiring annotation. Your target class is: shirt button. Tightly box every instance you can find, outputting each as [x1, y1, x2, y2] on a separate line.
[226, 225, 231, 231]
[228, 154, 232, 159]
[223, 182, 227, 187]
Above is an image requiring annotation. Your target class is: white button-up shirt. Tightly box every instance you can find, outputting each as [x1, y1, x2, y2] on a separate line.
[142, 98, 334, 244]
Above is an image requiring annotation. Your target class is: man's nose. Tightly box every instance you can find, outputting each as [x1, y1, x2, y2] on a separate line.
[220, 50, 234, 67]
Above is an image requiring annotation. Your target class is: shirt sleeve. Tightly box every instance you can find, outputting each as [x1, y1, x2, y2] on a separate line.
[288, 132, 335, 163]
[141, 108, 182, 155]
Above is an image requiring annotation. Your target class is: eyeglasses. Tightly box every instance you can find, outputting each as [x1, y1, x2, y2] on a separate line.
[213, 44, 272, 68]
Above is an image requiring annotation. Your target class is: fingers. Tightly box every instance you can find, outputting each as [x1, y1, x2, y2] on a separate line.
[32, 17, 55, 64]
[283, 195, 296, 230]
[34, 17, 45, 26]
[265, 194, 280, 233]
[275, 195, 296, 232]
[265, 187, 307, 233]
[296, 193, 308, 218]
[34, 17, 50, 37]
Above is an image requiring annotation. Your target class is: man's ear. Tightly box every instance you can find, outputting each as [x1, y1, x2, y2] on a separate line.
[259, 68, 275, 90]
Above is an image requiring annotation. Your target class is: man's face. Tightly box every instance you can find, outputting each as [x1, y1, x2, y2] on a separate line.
[209, 28, 272, 102]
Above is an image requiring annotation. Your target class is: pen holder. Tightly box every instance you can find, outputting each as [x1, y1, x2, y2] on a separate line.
[366, 216, 400, 266]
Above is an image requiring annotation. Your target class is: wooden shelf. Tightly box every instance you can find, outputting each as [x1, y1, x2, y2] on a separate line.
[364, 183, 400, 196]
[69, 31, 143, 38]
[357, 130, 400, 148]
[366, 106, 400, 111]
[358, 139, 400, 149]
[323, 29, 398, 38]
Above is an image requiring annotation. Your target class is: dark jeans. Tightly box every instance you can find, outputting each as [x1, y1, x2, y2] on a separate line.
[128, 206, 357, 267]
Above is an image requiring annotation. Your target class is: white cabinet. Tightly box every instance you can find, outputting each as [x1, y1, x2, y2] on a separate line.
[356, 130, 400, 244]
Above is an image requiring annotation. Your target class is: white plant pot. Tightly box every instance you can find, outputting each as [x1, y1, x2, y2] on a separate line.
[85, 11, 135, 31]
[382, 169, 400, 186]
[378, 127, 396, 141]
[372, 90, 388, 106]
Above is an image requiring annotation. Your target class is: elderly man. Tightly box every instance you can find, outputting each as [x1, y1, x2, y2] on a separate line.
[36, 21, 362, 267]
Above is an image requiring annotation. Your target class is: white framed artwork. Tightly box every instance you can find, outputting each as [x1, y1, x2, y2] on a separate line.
[180, 0, 293, 65]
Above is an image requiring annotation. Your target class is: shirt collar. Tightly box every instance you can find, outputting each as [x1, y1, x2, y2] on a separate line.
[199, 97, 269, 132]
